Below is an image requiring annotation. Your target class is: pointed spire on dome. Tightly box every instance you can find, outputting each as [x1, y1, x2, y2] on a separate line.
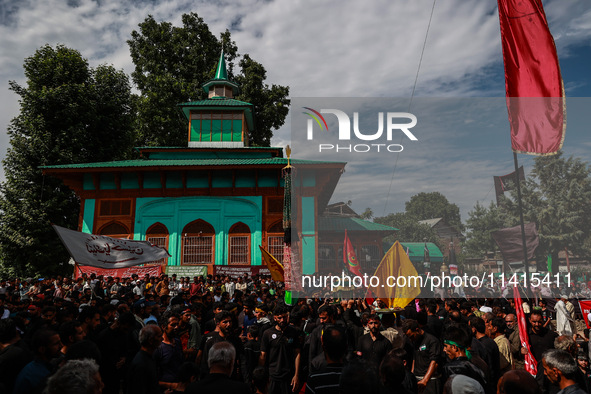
[202, 49, 239, 98]
[214, 50, 228, 80]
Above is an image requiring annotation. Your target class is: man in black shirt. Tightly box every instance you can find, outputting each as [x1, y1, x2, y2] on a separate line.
[542, 349, 588, 394]
[529, 311, 558, 364]
[243, 325, 261, 384]
[540, 300, 553, 329]
[306, 325, 346, 394]
[528, 310, 558, 391]
[97, 312, 137, 394]
[254, 304, 273, 335]
[260, 305, 302, 394]
[203, 302, 224, 334]
[403, 319, 442, 394]
[469, 315, 501, 384]
[426, 303, 444, 338]
[127, 324, 162, 394]
[308, 304, 335, 370]
[379, 352, 415, 394]
[441, 326, 487, 390]
[186, 342, 250, 394]
[197, 310, 244, 379]
[0, 319, 33, 394]
[356, 314, 393, 368]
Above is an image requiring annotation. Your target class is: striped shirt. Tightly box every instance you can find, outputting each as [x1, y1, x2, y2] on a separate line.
[306, 364, 344, 394]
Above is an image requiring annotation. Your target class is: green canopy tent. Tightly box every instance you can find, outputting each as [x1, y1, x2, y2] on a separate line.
[399, 242, 443, 264]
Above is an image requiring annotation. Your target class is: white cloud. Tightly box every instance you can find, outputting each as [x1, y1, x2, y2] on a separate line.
[0, 0, 590, 220]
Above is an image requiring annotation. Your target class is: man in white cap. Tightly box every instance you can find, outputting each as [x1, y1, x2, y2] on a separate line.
[479, 306, 493, 314]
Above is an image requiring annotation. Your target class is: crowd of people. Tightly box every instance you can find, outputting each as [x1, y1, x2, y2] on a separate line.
[0, 273, 590, 394]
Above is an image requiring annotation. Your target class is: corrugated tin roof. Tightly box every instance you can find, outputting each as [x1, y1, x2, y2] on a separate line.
[40, 157, 344, 170]
[137, 147, 283, 160]
[135, 146, 282, 151]
[319, 216, 398, 232]
[178, 98, 253, 107]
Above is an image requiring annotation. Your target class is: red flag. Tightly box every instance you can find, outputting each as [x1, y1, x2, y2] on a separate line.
[579, 300, 591, 329]
[344, 230, 362, 277]
[365, 288, 376, 306]
[497, 0, 565, 155]
[513, 286, 537, 376]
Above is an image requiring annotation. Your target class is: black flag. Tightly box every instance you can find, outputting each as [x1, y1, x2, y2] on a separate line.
[491, 222, 539, 263]
[494, 166, 525, 205]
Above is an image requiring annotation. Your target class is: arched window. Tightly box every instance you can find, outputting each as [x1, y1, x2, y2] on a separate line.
[146, 223, 169, 265]
[182, 220, 215, 265]
[229, 222, 251, 265]
[267, 221, 284, 262]
[97, 221, 130, 239]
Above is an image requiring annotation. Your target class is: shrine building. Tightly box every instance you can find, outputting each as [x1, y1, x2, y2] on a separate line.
[42, 53, 396, 276]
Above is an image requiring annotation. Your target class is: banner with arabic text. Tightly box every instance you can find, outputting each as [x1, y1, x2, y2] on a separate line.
[74, 264, 163, 279]
[54, 225, 171, 268]
[214, 265, 271, 279]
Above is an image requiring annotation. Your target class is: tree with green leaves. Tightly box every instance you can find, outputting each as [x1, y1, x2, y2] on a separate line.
[360, 207, 373, 220]
[464, 201, 506, 258]
[502, 152, 591, 266]
[374, 212, 441, 248]
[0, 45, 136, 276]
[128, 13, 289, 147]
[405, 191, 464, 232]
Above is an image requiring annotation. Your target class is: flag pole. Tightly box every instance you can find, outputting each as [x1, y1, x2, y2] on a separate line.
[283, 145, 294, 305]
[513, 152, 530, 290]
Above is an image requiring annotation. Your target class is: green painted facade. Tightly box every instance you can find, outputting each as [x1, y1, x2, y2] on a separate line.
[190, 117, 242, 143]
[82, 199, 95, 234]
[135, 196, 263, 266]
[79, 195, 265, 267]
[301, 197, 316, 274]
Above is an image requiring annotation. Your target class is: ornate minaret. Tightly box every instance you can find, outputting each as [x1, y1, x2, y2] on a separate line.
[179, 51, 254, 147]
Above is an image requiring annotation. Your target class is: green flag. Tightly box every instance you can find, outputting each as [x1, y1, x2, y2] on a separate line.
[285, 290, 292, 305]
[547, 254, 552, 274]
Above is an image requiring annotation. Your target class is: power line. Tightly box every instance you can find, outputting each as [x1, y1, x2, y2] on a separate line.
[383, 0, 437, 216]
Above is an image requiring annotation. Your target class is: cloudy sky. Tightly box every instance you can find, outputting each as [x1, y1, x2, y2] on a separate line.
[1, 0, 590, 222]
